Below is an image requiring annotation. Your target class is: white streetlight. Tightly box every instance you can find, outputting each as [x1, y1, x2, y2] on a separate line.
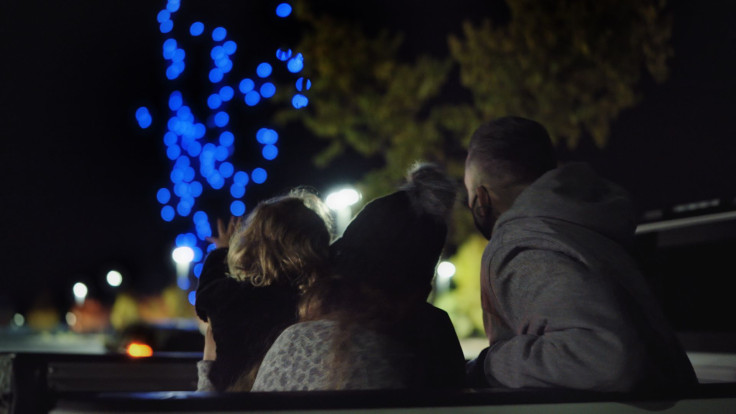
[172, 246, 195, 290]
[325, 187, 361, 236]
[73, 282, 88, 305]
[106, 270, 123, 287]
[436, 261, 456, 293]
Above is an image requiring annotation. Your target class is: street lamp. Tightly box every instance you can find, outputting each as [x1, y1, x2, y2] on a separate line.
[73, 282, 88, 305]
[325, 187, 361, 236]
[106, 270, 123, 287]
[172, 246, 195, 290]
[435, 261, 456, 293]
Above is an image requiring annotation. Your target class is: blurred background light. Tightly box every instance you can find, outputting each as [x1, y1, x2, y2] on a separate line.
[188, 291, 196, 306]
[106, 270, 123, 287]
[219, 161, 234, 177]
[219, 131, 234, 146]
[245, 90, 261, 106]
[287, 53, 304, 73]
[207, 94, 222, 109]
[73, 282, 88, 304]
[159, 20, 173, 34]
[166, 0, 180, 12]
[190, 21, 204, 36]
[161, 205, 175, 222]
[209, 68, 224, 83]
[230, 183, 246, 198]
[276, 3, 292, 18]
[223, 40, 237, 55]
[135, 107, 152, 129]
[219, 85, 234, 101]
[325, 188, 361, 210]
[230, 200, 246, 216]
[172, 246, 194, 264]
[251, 168, 267, 184]
[262, 144, 278, 160]
[291, 93, 309, 109]
[168, 91, 183, 111]
[276, 48, 292, 61]
[233, 171, 249, 186]
[296, 77, 311, 91]
[239, 78, 255, 93]
[157, 188, 171, 204]
[212, 27, 227, 42]
[157, 10, 171, 23]
[214, 111, 229, 127]
[256, 62, 272, 78]
[260, 82, 276, 98]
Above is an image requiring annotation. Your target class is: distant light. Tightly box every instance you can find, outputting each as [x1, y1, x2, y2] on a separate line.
[276, 48, 293, 61]
[190, 22, 204, 36]
[65, 312, 77, 327]
[177, 277, 190, 290]
[436, 261, 456, 279]
[166, 0, 180, 12]
[210, 45, 225, 60]
[163, 132, 177, 146]
[188, 291, 196, 305]
[161, 206, 175, 222]
[223, 40, 237, 55]
[296, 77, 311, 91]
[194, 263, 203, 278]
[276, 3, 292, 17]
[73, 282, 88, 301]
[172, 48, 185, 62]
[157, 10, 171, 23]
[106, 270, 123, 287]
[163, 38, 177, 59]
[13, 313, 24, 327]
[207, 94, 222, 109]
[256, 62, 272, 78]
[219, 162, 234, 178]
[165, 64, 181, 80]
[172, 246, 195, 264]
[260, 82, 276, 98]
[126, 342, 153, 358]
[230, 183, 246, 198]
[291, 93, 309, 109]
[244, 90, 261, 106]
[262, 144, 278, 160]
[207, 243, 217, 253]
[212, 27, 227, 42]
[135, 107, 152, 129]
[219, 131, 234, 146]
[187, 142, 202, 157]
[219, 85, 234, 101]
[190, 181, 203, 197]
[219, 59, 233, 73]
[168, 91, 183, 111]
[157, 188, 171, 204]
[287, 53, 304, 73]
[192, 246, 203, 262]
[193, 211, 208, 224]
[252, 168, 267, 184]
[239, 78, 255, 93]
[166, 145, 181, 160]
[214, 111, 229, 127]
[214, 145, 229, 161]
[325, 188, 361, 210]
[230, 200, 246, 216]
[209, 68, 224, 83]
[159, 20, 173, 34]
[233, 171, 249, 186]
[256, 128, 278, 144]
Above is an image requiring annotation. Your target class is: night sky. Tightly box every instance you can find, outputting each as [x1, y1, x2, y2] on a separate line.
[1, 0, 735, 314]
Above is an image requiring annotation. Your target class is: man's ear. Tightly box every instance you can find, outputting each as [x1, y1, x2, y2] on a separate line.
[475, 186, 493, 215]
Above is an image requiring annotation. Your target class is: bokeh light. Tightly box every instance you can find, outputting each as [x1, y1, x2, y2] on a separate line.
[212, 27, 227, 42]
[256, 62, 272, 78]
[252, 168, 267, 184]
[230, 200, 246, 216]
[190, 22, 204, 36]
[276, 3, 292, 18]
[260, 82, 276, 98]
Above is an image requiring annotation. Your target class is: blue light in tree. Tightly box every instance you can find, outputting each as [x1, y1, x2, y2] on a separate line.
[190, 22, 204, 36]
[139, 0, 310, 291]
[260, 82, 276, 98]
[275, 3, 292, 18]
[136, 107, 152, 128]
[157, 188, 171, 204]
[252, 168, 267, 184]
[230, 200, 246, 216]
[188, 291, 196, 305]
[296, 77, 311, 91]
[212, 27, 227, 42]
[256, 62, 272, 78]
[291, 94, 309, 109]
[193, 263, 203, 278]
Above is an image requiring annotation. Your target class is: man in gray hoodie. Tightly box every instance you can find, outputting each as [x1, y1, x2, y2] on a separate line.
[464, 116, 696, 391]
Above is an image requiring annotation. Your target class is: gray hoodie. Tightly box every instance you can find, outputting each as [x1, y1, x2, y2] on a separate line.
[480, 163, 696, 391]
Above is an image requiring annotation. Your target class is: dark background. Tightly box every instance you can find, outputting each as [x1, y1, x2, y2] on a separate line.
[1, 0, 735, 319]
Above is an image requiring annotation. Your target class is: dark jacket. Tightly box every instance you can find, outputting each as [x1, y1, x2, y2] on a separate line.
[195, 248, 300, 391]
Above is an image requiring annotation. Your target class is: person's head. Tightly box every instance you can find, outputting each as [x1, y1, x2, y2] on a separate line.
[465, 116, 557, 239]
[330, 163, 456, 301]
[227, 188, 332, 291]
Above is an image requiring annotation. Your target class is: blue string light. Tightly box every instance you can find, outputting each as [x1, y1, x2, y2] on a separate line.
[157, 188, 171, 204]
[296, 77, 311, 91]
[209, 68, 224, 83]
[276, 48, 293, 61]
[230, 183, 246, 198]
[275, 3, 292, 18]
[159, 20, 174, 34]
[252, 168, 267, 184]
[219, 85, 234, 101]
[223, 40, 237, 55]
[244, 90, 261, 106]
[166, 0, 181, 12]
[230, 200, 246, 216]
[212, 27, 227, 42]
[161, 206, 175, 222]
[214, 111, 229, 127]
[188, 291, 196, 305]
[135, 107, 152, 129]
[260, 82, 276, 98]
[233, 171, 249, 186]
[262, 144, 278, 160]
[256, 62, 272, 78]
[190, 22, 204, 36]
[291, 94, 309, 109]
[239, 78, 255, 93]
[219, 131, 234, 146]
[157, 10, 171, 23]
[287, 53, 304, 73]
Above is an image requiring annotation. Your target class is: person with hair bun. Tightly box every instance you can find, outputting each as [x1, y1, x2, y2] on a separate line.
[195, 189, 333, 392]
[252, 163, 466, 391]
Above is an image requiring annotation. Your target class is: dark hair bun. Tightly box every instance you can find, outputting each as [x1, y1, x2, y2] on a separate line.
[402, 163, 457, 219]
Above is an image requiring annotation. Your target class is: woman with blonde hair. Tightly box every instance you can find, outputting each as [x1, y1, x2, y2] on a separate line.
[195, 189, 332, 391]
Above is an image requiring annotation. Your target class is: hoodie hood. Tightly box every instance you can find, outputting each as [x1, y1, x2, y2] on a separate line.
[495, 163, 636, 246]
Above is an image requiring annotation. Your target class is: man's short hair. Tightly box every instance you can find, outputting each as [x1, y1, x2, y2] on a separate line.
[467, 116, 557, 185]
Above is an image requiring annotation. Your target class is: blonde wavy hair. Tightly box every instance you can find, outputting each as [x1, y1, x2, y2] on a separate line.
[226, 189, 333, 291]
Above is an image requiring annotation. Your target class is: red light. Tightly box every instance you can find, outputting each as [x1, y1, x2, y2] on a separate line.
[126, 342, 153, 358]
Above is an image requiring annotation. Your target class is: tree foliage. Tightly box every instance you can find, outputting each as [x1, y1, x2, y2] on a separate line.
[277, 0, 672, 245]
